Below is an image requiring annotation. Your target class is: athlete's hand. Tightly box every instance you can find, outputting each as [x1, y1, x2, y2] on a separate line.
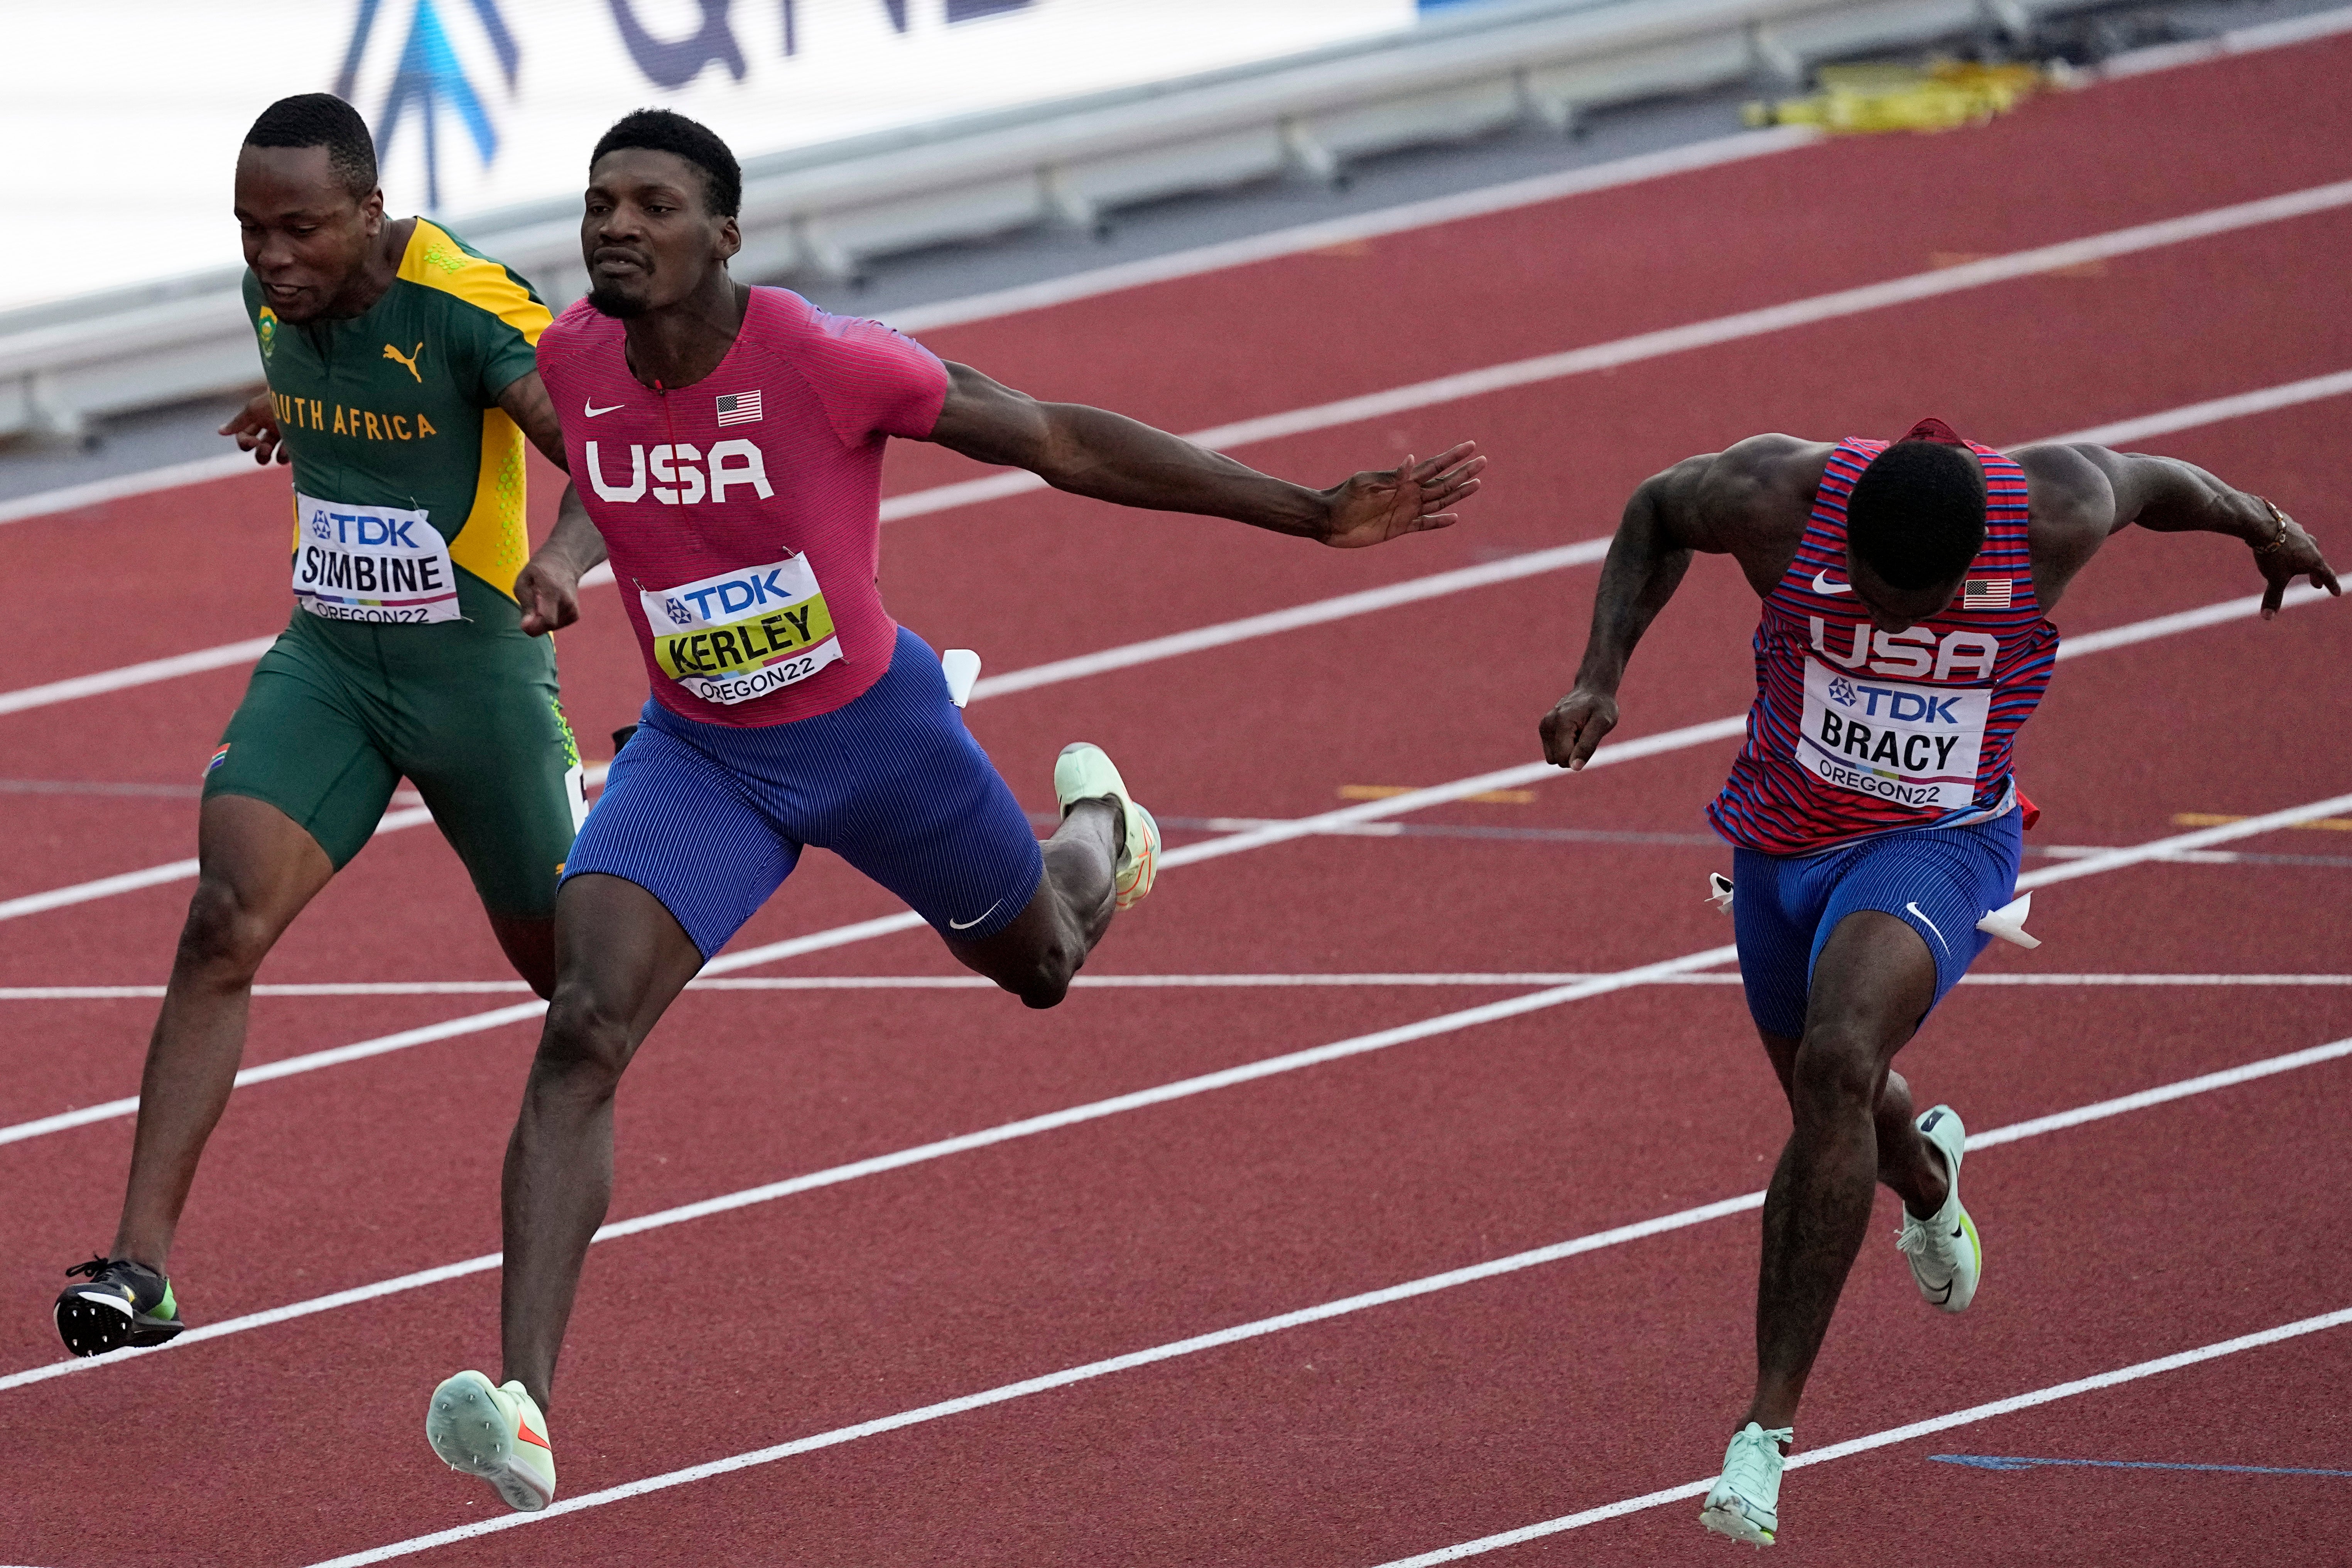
[2251, 503, 2340, 619]
[219, 392, 287, 466]
[1315, 442, 1484, 547]
[515, 554, 583, 638]
[1540, 686, 1619, 771]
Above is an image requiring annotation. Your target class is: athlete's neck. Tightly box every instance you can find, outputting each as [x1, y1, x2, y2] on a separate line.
[318, 216, 417, 321]
[622, 277, 751, 392]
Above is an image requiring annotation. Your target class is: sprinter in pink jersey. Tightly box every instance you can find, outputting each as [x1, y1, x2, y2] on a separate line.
[422, 110, 1486, 1510]
[1538, 420, 2336, 1546]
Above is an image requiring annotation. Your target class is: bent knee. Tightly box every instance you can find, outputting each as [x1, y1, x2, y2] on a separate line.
[174, 878, 278, 982]
[534, 984, 638, 1084]
[996, 940, 1083, 1010]
[1789, 1028, 1884, 1115]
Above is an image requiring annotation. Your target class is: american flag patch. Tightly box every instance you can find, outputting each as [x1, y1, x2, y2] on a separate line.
[1962, 577, 2014, 609]
[714, 390, 762, 426]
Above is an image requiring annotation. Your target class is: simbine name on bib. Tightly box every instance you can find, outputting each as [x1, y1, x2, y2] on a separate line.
[291, 492, 460, 624]
[640, 555, 840, 706]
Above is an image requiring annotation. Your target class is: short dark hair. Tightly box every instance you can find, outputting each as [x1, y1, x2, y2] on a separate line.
[1847, 439, 1987, 591]
[245, 93, 378, 200]
[591, 109, 742, 217]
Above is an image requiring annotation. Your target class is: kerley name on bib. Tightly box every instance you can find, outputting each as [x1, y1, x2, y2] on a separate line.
[640, 555, 840, 706]
[293, 492, 459, 623]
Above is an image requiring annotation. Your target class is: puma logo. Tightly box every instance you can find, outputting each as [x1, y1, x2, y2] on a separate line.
[383, 342, 424, 383]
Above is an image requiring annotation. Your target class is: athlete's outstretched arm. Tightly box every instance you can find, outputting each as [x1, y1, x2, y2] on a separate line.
[2013, 442, 2339, 618]
[1540, 437, 1814, 770]
[925, 362, 1483, 547]
[496, 370, 611, 637]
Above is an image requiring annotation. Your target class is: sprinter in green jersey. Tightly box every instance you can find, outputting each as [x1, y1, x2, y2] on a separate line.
[55, 95, 608, 1359]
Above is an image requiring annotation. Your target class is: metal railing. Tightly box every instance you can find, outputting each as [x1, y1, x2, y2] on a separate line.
[0, 0, 2115, 440]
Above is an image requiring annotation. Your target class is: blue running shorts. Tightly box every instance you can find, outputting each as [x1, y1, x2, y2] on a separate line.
[1730, 808, 2023, 1039]
[564, 626, 1045, 958]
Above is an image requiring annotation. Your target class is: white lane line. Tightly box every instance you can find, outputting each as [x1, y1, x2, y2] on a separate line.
[966, 538, 1607, 697]
[7, 971, 2345, 1001]
[9, 179, 2348, 712]
[0, 761, 618, 921]
[871, 184, 2352, 525]
[8, 910, 2344, 1405]
[1366, 1307, 2352, 1566]
[287, 1036, 2352, 1565]
[0, 636, 277, 719]
[884, 128, 1825, 335]
[2041, 367, 2352, 448]
[0, 451, 266, 527]
[0, 586, 2336, 1143]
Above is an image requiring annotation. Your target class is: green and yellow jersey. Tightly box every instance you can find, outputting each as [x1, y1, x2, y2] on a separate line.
[246, 218, 549, 631]
[213, 220, 583, 915]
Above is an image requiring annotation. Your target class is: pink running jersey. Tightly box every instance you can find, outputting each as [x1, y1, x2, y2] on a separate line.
[1707, 423, 2058, 856]
[536, 286, 949, 727]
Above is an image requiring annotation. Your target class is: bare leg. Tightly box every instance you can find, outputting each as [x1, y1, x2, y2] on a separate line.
[945, 798, 1120, 1008]
[110, 795, 337, 1272]
[1739, 910, 1942, 1433]
[1756, 1042, 1950, 1222]
[486, 914, 558, 1000]
[498, 873, 702, 1412]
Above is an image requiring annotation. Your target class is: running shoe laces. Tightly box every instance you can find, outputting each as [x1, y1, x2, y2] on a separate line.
[63, 1255, 114, 1282]
[1723, 1424, 1791, 1495]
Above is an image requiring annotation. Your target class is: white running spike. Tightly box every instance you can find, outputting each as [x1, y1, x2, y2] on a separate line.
[941, 648, 982, 707]
[1976, 892, 2040, 949]
[1706, 872, 1734, 915]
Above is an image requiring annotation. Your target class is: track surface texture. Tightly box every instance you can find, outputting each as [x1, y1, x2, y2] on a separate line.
[4, 31, 2350, 1568]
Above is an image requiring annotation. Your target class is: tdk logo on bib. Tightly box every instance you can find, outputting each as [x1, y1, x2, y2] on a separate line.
[639, 554, 842, 706]
[1799, 656, 1989, 809]
[290, 491, 459, 624]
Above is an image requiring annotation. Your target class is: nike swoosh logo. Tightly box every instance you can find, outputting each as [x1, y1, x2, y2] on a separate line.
[1927, 1278, 1955, 1304]
[1812, 569, 1853, 596]
[1905, 902, 1950, 953]
[583, 401, 622, 417]
[948, 900, 1003, 933]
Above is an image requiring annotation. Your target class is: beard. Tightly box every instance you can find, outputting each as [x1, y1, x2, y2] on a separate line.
[586, 282, 648, 318]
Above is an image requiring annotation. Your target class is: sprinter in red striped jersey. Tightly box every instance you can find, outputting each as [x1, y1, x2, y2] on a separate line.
[1538, 419, 2337, 1546]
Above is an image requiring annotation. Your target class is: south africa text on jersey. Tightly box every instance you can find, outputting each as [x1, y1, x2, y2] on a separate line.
[272, 392, 442, 443]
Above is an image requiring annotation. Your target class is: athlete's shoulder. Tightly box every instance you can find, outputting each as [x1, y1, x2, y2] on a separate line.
[540, 295, 619, 353]
[746, 286, 936, 362]
[395, 219, 552, 344]
[1703, 435, 1836, 509]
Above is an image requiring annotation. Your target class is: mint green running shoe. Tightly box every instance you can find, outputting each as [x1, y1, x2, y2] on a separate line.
[427, 1369, 556, 1512]
[1053, 742, 1158, 908]
[1897, 1104, 1981, 1313]
[1700, 1422, 1791, 1545]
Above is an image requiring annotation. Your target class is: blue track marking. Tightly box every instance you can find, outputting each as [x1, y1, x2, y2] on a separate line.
[1932, 1455, 2352, 1477]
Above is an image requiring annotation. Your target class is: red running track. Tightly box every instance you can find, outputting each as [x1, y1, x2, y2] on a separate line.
[1, 30, 2350, 1567]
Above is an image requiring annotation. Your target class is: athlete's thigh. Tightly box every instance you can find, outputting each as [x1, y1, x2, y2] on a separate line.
[823, 707, 1043, 945]
[1731, 846, 1836, 1044]
[204, 631, 400, 870]
[561, 711, 799, 961]
[1805, 814, 2023, 1039]
[400, 653, 584, 921]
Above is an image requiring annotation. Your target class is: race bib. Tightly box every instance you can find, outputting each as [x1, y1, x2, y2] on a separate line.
[291, 492, 460, 624]
[639, 555, 841, 706]
[1796, 657, 1989, 810]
